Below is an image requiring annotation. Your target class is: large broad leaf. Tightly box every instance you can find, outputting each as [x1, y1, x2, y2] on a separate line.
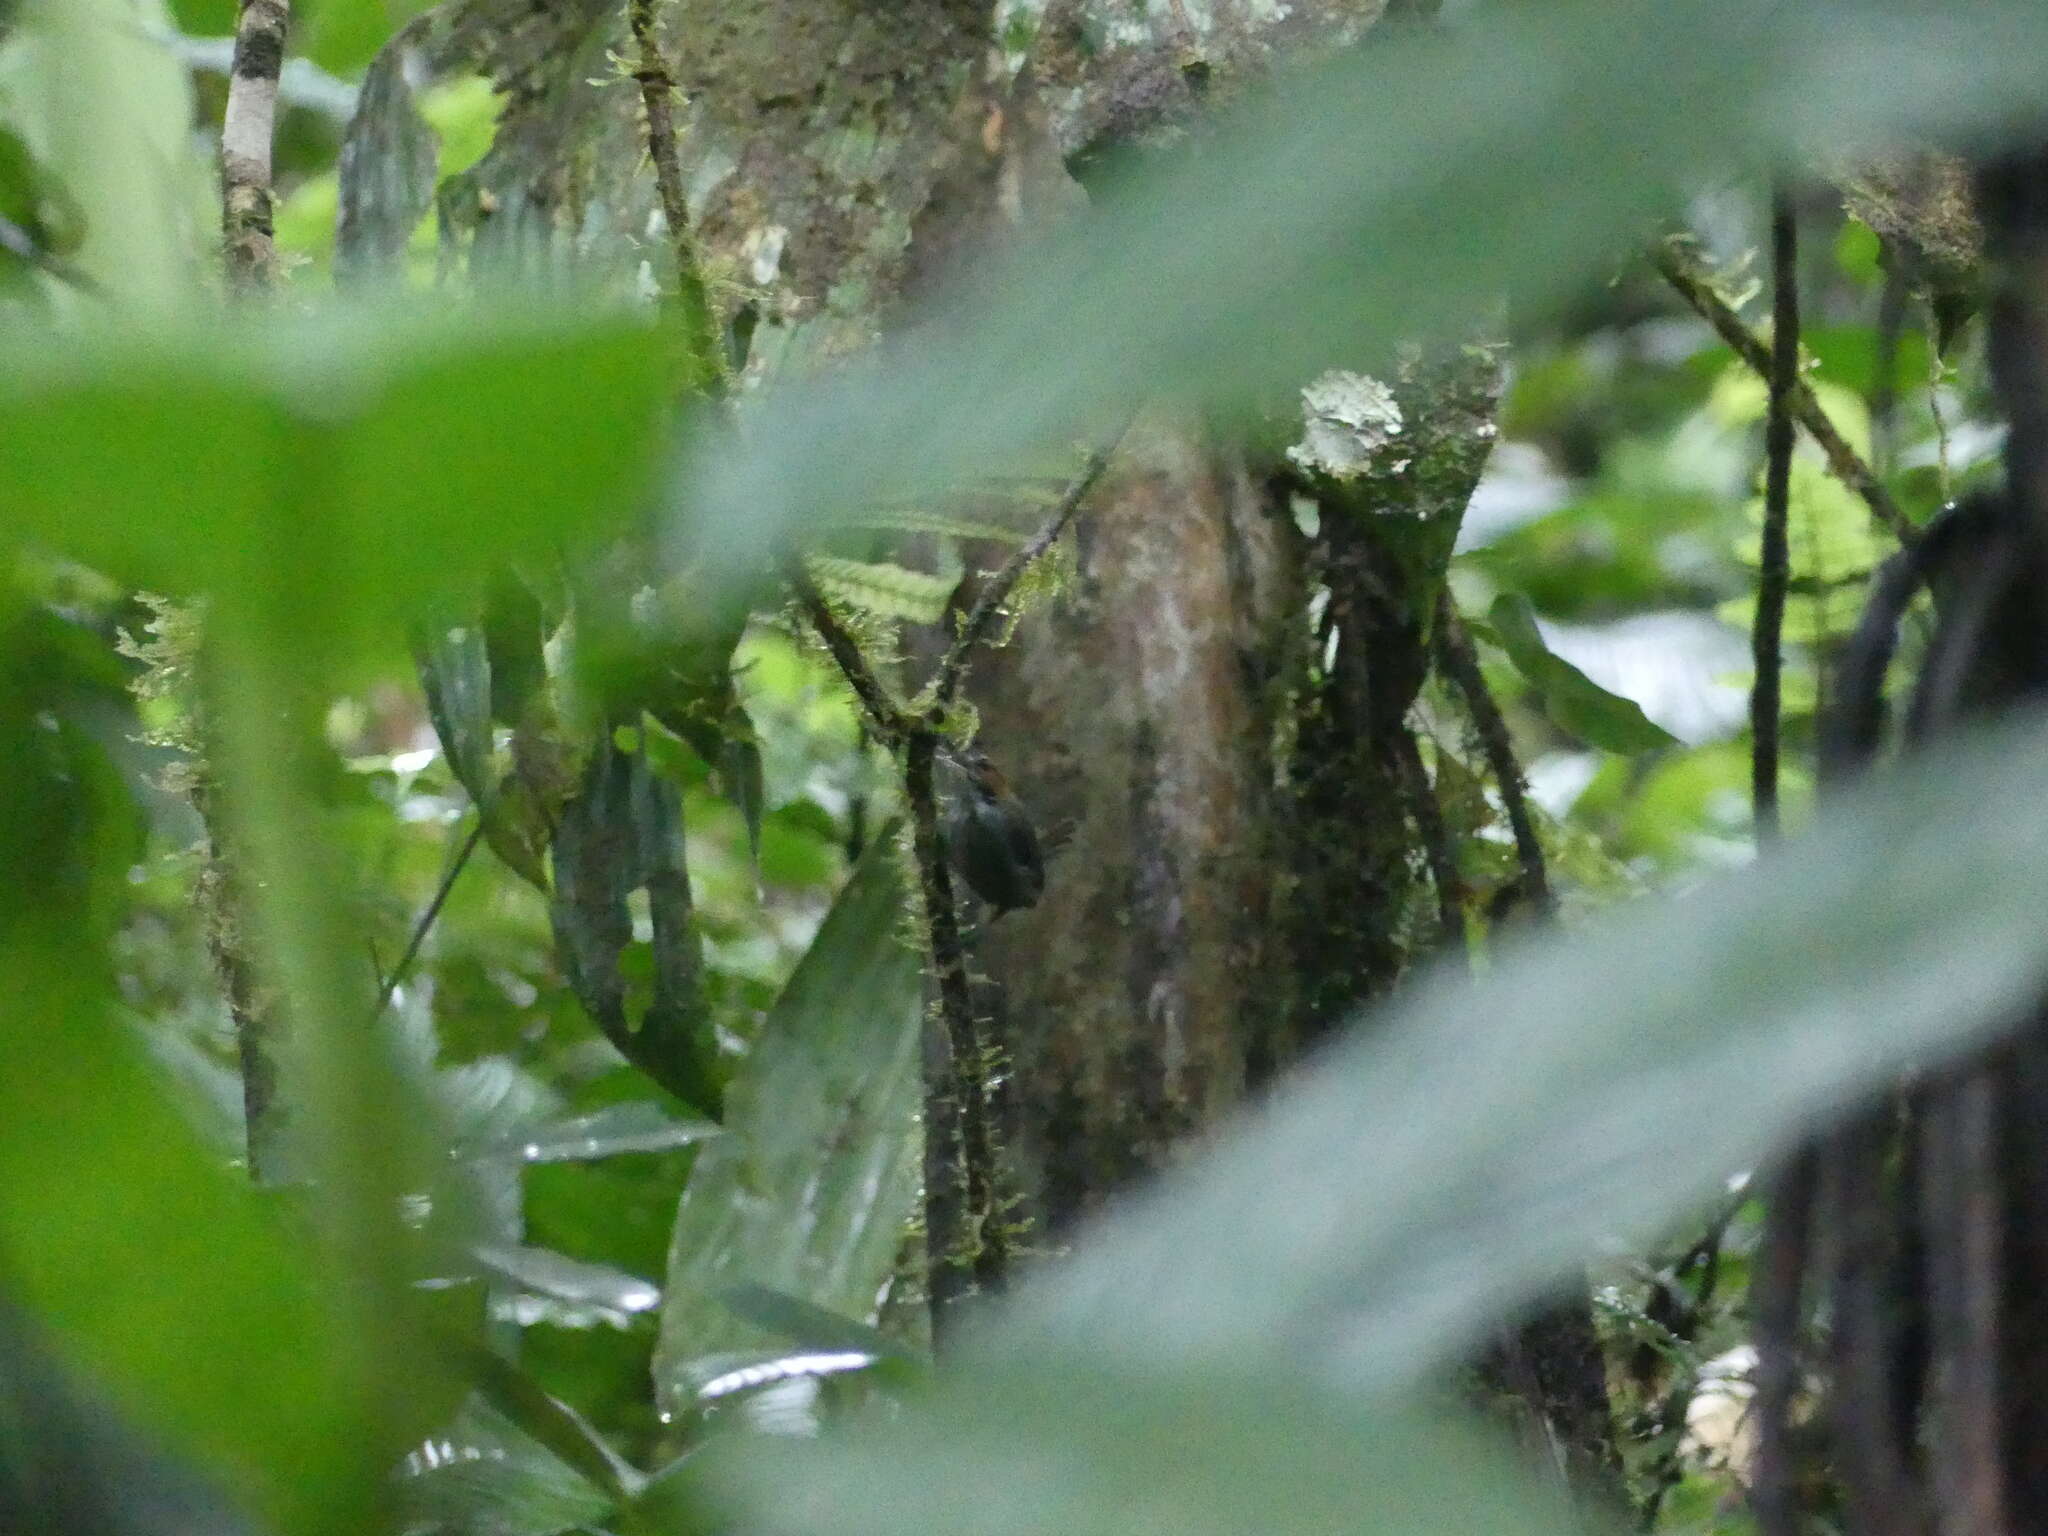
[460, 1100, 723, 1164]
[652, 834, 923, 1414]
[397, 1397, 616, 1536]
[1485, 595, 1678, 753]
[985, 708, 2048, 1396]
[0, 302, 668, 673]
[699, 1356, 1588, 1536]
[672, 0, 2048, 584]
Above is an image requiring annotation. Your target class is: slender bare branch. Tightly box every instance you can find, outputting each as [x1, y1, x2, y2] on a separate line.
[1434, 596, 1554, 918]
[220, 0, 291, 290]
[371, 815, 485, 1019]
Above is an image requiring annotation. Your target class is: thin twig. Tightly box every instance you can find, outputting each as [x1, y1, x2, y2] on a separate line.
[372, 815, 486, 1019]
[626, 0, 728, 400]
[932, 433, 1123, 707]
[1655, 238, 1914, 546]
[1434, 596, 1554, 918]
[1752, 191, 1797, 844]
[220, 0, 291, 291]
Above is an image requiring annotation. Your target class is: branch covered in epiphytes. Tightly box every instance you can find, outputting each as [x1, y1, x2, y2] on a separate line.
[784, 431, 1124, 1336]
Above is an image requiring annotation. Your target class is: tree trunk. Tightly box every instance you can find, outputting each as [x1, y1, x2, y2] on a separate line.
[956, 421, 1298, 1233]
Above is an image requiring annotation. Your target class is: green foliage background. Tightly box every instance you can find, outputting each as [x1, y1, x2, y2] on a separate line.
[0, 0, 2042, 1532]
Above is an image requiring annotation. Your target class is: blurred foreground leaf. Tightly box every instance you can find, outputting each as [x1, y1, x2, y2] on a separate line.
[0, 301, 666, 673]
[0, 602, 374, 1534]
[704, 1357, 1588, 1536]
[677, 0, 2048, 585]
[992, 708, 2048, 1399]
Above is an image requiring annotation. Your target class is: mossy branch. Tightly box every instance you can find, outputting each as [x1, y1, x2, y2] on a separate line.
[627, 0, 729, 400]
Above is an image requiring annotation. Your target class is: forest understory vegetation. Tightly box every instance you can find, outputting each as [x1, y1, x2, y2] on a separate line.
[7, 3, 2048, 1535]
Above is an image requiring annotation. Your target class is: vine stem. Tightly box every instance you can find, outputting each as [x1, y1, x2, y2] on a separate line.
[1748, 188, 1805, 1536]
[1752, 190, 1798, 844]
[930, 433, 1122, 709]
[1434, 596, 1552, 917]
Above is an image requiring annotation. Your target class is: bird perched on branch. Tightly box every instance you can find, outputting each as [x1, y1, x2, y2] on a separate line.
[939, 746, 1045, 916]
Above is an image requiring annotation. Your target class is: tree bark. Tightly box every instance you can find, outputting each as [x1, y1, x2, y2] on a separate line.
[957, 422, 1298, 1233]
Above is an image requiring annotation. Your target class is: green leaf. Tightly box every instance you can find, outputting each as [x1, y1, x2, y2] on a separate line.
[709, 699, 768, 873]
[1486, 594, 1678, 752]
[704, 1358, 1586, 1536]
[419, 620, 497, 807]
[0, 302, 667, 673]
[461, 1100, 724, 1163]
[473, 1243, 662, 1320]
[398, 1396, 618, 1536]
[804, 554, 964, 625]
[294, 0, 409, 78]
[550, 735, 722, 1115]
[717, 1283, 928, 1389]
[335, 23, 440, 287]
[652, 832, 923, 1415]
[989, 708, 2048, 1400]
[689, 1346, 887, 1406]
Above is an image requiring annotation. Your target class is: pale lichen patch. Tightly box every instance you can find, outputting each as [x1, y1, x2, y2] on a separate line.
[1286, 369, 1404, 479]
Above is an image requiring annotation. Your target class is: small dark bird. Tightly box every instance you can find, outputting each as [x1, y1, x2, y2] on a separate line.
[940, 747, 1045, 915]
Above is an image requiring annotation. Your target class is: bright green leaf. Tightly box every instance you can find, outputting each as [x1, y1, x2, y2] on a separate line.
[1487, 594, 1679, 753]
